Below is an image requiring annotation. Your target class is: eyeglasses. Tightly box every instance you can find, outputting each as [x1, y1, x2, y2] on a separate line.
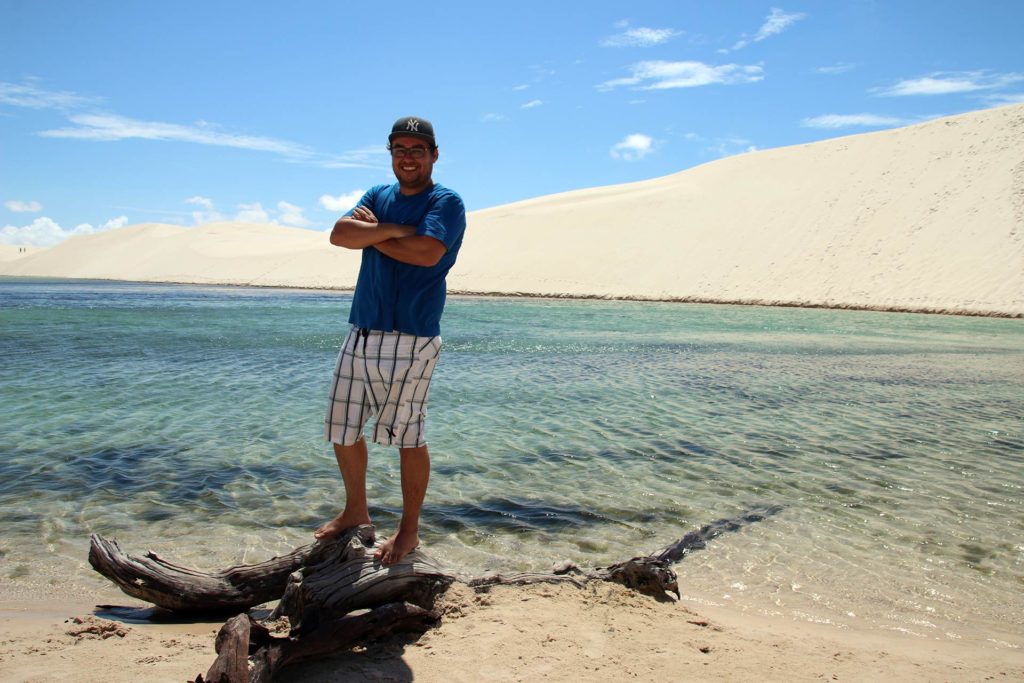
[390, 146, 431, 160]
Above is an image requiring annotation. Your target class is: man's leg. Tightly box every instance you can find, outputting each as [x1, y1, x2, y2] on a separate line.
[375, 444, 430, 564]
[314, 438, 372, 539]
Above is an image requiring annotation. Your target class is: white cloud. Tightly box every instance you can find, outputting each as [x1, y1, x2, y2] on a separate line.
[187, 197, 316, 226]
[102, 216, 129, 230]
[5, 200, 42, 213]
[512, 84, 529, 91]
[481, 112, 508, 122]
[707, 138, 758, 158]
[728, 8, 806, 52]
[874, 71, 1024, 97]
[0, 215, 127, 247]
[186, 196, 214, 210]
[599, 61, 764, 91]
[276, 201, 311, 228]
[801, 113, 909, 129]
[602, 27, 680, 48]
[234, 202, 270, 224]
[186, 196, 223, 224]
[0, 81, 99, 110]
[521, 99, 543, 109]
[610, 133, 655, 161]
[319, 191, 365, 213]
[816, 63, 855, 75]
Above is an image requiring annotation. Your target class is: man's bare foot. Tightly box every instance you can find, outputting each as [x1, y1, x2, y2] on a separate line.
[374, 528, 420, 565]
[314, 511, 371, 540]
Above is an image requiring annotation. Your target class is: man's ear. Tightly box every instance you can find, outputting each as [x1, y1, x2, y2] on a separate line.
[432, 147, 440, 162]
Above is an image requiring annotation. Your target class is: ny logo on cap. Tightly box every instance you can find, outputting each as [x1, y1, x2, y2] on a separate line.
[406, 119, 420, 132]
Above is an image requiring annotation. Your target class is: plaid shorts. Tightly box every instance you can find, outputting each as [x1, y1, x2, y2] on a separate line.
[324, 326, 442, 448]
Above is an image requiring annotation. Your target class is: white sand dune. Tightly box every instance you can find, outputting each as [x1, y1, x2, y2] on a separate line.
[3, 104, 1022, 316]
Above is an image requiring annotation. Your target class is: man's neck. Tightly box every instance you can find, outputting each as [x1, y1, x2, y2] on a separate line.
[398, 180, 434, 196]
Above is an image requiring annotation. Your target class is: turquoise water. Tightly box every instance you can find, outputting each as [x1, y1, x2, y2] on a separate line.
[1, 278, 1022, 647]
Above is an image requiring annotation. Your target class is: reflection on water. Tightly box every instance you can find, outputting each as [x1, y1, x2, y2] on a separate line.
[1, 278, 1022, 647]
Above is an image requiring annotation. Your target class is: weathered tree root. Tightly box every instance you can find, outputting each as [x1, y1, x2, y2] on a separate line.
[88, 533, 322, 613]
[196, 603, 439, 683]
[89, 505, 782, 682]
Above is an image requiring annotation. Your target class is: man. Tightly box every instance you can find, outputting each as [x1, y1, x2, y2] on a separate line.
[316, 116, 466, 566]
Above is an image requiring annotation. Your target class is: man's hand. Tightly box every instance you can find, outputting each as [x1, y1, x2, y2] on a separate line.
[330, 208, 415, 249]
[351, 205, 378, 224]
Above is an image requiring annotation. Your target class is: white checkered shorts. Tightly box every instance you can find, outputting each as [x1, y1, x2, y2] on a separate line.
[324, 326, 442, 448]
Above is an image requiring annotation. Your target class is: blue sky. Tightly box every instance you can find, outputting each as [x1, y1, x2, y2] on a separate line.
[2, 1, 1022, 246]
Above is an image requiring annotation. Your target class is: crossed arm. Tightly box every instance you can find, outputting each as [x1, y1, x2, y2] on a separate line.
[329, 206, 446, 267]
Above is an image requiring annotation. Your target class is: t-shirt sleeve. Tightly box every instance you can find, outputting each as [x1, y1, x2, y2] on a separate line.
[343, 187, 379, 217]
[418, 193, 466, 251]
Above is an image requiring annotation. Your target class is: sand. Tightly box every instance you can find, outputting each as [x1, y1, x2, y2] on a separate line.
[2, 103, 1023, 316]
[3, 105, 1024, 679]
[1, 582, 1022, 682]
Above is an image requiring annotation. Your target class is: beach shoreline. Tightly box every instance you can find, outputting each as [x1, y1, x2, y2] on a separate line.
[3, 274, 1021, 319]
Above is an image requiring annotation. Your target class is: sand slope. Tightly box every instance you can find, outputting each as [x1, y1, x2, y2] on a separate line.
[455, 103, 1024, 315]
[0, 222, 363, 289]
[3, 104, 1022, 315]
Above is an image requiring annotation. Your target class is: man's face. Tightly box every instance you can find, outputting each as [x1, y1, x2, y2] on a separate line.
[390, 135, 438, 192]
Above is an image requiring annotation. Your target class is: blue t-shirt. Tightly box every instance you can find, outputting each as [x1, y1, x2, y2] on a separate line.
[346, 183, 466, 337]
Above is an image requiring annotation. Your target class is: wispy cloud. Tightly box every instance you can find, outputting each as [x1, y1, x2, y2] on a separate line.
[816, 63, 855, 75]
[2, 80, 384, 169]
[481, 112, 508, 122]
[40, 113, 317, 157]
[801, 113, 910, 129]
[5, 200, 43, 213]
[0, 81, 99, 110]
[599, 61, 763, 91]
[873, 71, 1024, 96]
[601, 26, 680, 48]
[610, 133, 655, 161]
[319, 145, 389, 169]
[1, 215, 127, 247]
[983, 92, 1024, 106]
[726, 8, 806, 52]
[521, 99, 543, 109]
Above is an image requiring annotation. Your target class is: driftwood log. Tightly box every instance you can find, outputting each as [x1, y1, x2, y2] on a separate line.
[88, 504, 782, 682]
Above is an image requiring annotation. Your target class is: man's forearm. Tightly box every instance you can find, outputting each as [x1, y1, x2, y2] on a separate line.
[330, 218, 415, 249]
[373, 235, 446, 267]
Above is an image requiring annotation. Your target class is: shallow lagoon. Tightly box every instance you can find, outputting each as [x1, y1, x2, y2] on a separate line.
[1, 278, 1021, 647]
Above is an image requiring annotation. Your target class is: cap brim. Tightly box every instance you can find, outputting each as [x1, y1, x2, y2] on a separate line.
[389, 132, 435, 144]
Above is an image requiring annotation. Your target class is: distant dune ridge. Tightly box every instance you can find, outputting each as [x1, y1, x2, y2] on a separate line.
[3, 104, 1023, 316]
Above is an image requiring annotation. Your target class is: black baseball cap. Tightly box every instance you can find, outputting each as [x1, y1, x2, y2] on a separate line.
[389, 116, 436, 146]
